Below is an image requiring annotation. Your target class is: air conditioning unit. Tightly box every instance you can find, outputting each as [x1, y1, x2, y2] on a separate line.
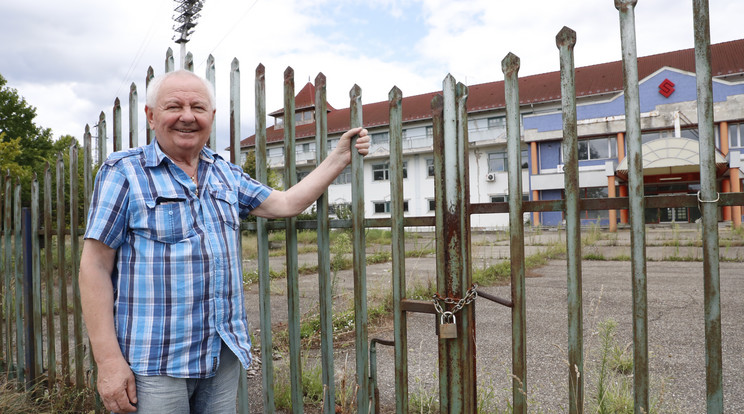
[485, 172, 497, 182]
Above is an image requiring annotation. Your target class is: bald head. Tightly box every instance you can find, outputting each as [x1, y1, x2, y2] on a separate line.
[146, 70, 215, 110]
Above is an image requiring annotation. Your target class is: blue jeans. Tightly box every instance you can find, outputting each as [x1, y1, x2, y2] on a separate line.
[132, 342, 242, 414]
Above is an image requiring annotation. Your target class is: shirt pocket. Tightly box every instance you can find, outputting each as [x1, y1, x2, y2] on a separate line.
[131, 195, 196, 244]
[209, 188, 240, 230]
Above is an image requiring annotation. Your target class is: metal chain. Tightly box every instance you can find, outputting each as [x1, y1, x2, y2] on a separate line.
[433, 283, 478, 316]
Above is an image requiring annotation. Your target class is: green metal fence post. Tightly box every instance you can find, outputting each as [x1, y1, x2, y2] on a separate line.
[129, 85, 138, 149]
[55, 153, 70, 386]
[165, 48, 175, 73]
[3, 174, 11, 380]
[502, 51, 529, 414]
[314, 72, 336, 414]
[350, 84, 369, 414]
[69, 143, 84, 389]
[14, 179, 24, 387]
[615, 1, 650, 412]
[434, 74, 475, 414]
[43, 164, 56, 391]
[31, 177, 43, 389]
[255, 63, 275, 414]
[113, 98, 122, 152]
[389, 86, 409, 414]
[146, 67, 154, 145]
[206, 55, 216, 151]
[556, 27, 585, 413]
[692, 1, 723, 412]
[283, 67, 304, 414]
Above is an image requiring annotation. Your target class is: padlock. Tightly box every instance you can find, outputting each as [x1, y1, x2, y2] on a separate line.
[439, 311, 457, 339]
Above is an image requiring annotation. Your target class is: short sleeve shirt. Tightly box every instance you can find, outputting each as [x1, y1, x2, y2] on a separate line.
[84, 140, 272, 378]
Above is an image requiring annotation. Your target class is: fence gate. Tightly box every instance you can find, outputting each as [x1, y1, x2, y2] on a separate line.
[364, 1, 738, 414]
[250, 1, 742, 413]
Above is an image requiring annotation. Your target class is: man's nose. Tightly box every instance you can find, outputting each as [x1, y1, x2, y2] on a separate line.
[179, 107, 197, 122]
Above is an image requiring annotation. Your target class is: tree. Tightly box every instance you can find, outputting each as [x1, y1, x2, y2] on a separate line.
[0, 74, 84, 212]
[241, 148, 281, 189]
[0, 73, 54, 173]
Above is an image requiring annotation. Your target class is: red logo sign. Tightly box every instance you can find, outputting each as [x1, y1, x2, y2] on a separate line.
[659, 78, 675, 98]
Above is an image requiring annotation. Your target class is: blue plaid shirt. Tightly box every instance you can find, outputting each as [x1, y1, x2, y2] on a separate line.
[84, 140, 272, 378]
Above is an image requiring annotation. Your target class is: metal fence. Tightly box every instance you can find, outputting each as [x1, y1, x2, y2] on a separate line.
[0, 142, 91, 395]
[1, 1, 742, 413]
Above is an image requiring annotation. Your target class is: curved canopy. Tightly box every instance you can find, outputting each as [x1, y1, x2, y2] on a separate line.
[616, 137, 728, 178]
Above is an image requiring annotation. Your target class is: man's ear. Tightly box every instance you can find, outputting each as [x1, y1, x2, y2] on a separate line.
[145, 105, 154, 129]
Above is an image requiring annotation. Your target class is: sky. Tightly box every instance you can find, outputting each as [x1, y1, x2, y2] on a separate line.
[1, 0, 742, 157]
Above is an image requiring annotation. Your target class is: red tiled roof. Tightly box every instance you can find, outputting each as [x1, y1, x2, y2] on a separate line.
[268, 82, 336, 116]
[243, 39, 744, 148]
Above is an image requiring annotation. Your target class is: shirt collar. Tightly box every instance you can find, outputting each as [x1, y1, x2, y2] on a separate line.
[144, 139, 218, 168]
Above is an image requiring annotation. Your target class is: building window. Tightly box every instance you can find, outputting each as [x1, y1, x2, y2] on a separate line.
[426, 158, 435, 177]
[372, 162, 407, 181]
[328, 139, 338, 150]
[428, 199, 436, 211]
[295, 110, 314, 125]
[296, 142, 313, 154]
[488, 150, 528, 171]
[490, 194, 529, 203]
[577, 137, 617, 161]
[268, 147, 284, 158]
[373, 200, 408, 213]
[488, 152, 507, 172]
[488, 117, 506, 130]
[333, 166, 351, 185]
[372, 132, 389, 145]
[580, 187, 609, 220]
[729, 123, 744, 148]
[275, 116, 284, 128]
[642, 127, 698, 144]
[426, 126, 433, 139]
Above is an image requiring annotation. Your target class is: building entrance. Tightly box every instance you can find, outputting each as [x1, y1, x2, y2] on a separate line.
[644, 184, 702, 223]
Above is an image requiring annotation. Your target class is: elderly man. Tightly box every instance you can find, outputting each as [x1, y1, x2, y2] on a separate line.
[80, 70, 369, 413]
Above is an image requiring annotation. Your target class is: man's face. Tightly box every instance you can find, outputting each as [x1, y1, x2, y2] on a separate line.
[146, 74, 215, 158]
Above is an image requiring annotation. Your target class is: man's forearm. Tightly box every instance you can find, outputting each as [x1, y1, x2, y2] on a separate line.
[79, 240, 123, 363]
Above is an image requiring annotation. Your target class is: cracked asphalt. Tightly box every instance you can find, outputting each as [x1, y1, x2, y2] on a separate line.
[242, 225, 744, 413]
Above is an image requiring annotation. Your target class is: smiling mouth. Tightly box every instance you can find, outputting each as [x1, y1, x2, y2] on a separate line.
[176, 129, 198, 133]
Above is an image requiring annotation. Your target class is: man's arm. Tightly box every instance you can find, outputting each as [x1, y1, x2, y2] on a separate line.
[250, 127, 370, 219]
[80, 239, 138, 413]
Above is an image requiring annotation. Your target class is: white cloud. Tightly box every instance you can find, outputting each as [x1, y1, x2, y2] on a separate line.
[1, 0, 743, 150]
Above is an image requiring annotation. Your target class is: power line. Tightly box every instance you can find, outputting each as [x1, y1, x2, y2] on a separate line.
[196, 0, 260, 70]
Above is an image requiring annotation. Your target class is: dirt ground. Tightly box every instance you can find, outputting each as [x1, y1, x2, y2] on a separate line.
[241, 224, 744, 413]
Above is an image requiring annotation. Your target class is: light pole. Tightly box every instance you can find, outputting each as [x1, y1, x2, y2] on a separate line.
[172, 0, 205, 69]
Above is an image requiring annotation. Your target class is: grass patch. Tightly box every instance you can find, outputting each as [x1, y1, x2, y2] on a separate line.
[366, 250, 391, 265]
[590, 318, 666, 414]
[662, 255, 700, 262]
[405, 248, 435, 258]
[407, 279, 437, 300]
[472, 261, 510, 286]
[273, 357, 325, 409]
[365, 229, 392, 245]
[0, 380, 98, 414]
[583, 253, 607, 260]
